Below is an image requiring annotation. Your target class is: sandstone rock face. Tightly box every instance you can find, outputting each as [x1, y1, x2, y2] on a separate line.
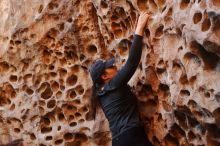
[0, 0, 220, 146]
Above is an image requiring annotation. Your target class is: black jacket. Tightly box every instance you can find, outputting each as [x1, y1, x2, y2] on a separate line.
[96, 34, 143, 139]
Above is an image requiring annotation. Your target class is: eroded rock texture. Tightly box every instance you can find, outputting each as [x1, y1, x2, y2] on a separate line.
[0, 0, 220, 145]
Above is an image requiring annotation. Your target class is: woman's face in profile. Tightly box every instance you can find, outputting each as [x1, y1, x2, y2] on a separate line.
[103, 66, 118, 80]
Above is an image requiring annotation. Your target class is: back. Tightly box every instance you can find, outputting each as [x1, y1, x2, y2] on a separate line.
[97, 83, 142, 139]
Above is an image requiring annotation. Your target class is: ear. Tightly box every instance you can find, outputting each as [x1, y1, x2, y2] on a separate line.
[101, 74, 108, 80]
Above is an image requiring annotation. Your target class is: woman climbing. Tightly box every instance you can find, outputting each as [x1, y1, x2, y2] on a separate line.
[88, 12, 153, 146]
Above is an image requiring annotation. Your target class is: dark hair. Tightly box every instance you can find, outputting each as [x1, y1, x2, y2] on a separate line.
[89, 71, 106, 120]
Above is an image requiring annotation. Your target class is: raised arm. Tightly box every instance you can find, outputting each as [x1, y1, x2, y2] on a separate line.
[107, 12, 150, 89]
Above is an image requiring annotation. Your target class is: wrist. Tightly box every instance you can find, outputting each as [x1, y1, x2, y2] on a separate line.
[135, 28, 144, 36]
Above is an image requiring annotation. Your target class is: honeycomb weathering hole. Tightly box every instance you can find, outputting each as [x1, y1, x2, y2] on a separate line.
[54, 139, 63, 145]
[137, 0, 148, 10]
[67, 89, 77, 99]
[41, 127, 52, 134]
[100, 0, 108, 9]
[155, 25, 164, 37]
[190, 41, 220, 70]
[47, 99, 56, 108]
[64, 132, 73, 141]
[201, 18, 211, 31]
[118, 39, 131, 56]
[40, 83, 53, 99]
[180, 0, 190, 10]
[58, 113, 65, 122]
[211, 0, 220, 6]
[193, 12, 202, 24]
[75, 85, 84, 95]
[183, 52, 201, 66]
[87, 45, 97, 55]
[66, 75, 78, 86]
[0, 61, 10, 72]
[45, 136, 52, 141]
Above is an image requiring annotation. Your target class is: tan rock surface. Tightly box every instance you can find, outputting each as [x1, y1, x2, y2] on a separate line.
[0, 0, 220, 145]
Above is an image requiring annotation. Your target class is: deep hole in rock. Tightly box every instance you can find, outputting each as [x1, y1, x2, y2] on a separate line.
[201, 18, 211, 31]
[180, 0, 190, 9]
[41, 127, 52, 134]
[169, 123, 186, 140]
[75, 133, 88, 142]
[58, 68, 67, 77]
[157, 0, 166, 10]
[47, 99, 56, 108]
[164, 133, 179, 146]
[64, 132, 73, 141]
[38, 5, 43, 13]
[100, 0, 108, 8]
[176, 118, 191, 134]
[87, 45, 97, 55]
[189, 75, 197, 86]
[187, 115, 200, 128]
[58, 113, 65, 122]
[75, 112, 81, 118]
[57, 125, 61, 131]
[78, 118, 85, 123]
[45, 136, 52, 141]
[51, 81, 59, 91]
[205, 123, 220, 138]
[64, 50, 78, 60]
[75, 85, 84, 95]
[70, 121, 77, 127]
[54, 139, 63, 145]
[213, 108, 220, 125]
[43, 117, 50, 126]
[203, 40, 220, 57]
[40, 83, 53, 100]
[145, 28, 150, 37]
[111, 22, 121, 31]
[193, 12, 203, 24]
[66, 75, 78, 86]
[67, 89, 77, 99]
[9, 75, 17, 82]
[215, 92, 220, 103]
[155, 25, 164, 37]
[118, 39, 131, 56]
[211, 14, 220, 38]
[0, 61, 10, 72]
[149, 0, 158, 12]
[183, 52, 201, 66]
[177, 105, 193, 115]
[14, 128, 20, 133]
[137, 0, 148, 11]
[190, 41, 220, 70]
[30, 133, 36, 140]
[211, 0, 220, 6]
[158, 83, 170, 97]
[188, 131, 196, 141]
[180, 89, 190, 96]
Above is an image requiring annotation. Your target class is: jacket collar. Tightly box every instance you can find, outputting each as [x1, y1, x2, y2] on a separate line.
[96, 82, 116, 96]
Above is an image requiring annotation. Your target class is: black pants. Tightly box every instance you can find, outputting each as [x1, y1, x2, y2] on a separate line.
[112, 126, 154, 146]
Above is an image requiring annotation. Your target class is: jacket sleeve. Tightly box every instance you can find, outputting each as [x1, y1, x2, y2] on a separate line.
[106, 34, 143, 89]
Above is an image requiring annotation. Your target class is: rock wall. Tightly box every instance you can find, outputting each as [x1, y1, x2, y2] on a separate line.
[0, 0, 220, 145]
